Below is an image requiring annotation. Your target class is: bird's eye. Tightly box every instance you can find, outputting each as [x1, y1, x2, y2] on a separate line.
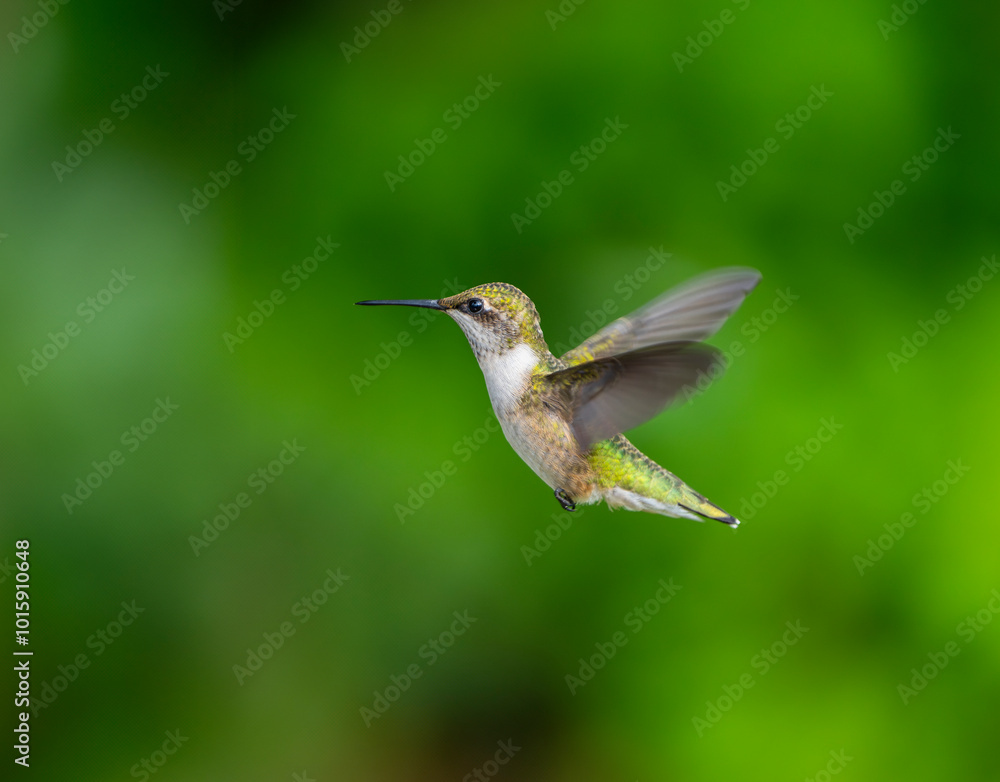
[467, 298, 484, 314]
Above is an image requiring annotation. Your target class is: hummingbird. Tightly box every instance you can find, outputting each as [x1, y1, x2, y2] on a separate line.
[357, 267, 760, 527]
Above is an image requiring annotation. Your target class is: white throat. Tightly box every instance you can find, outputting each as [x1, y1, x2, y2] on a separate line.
[477, 343, 538, 413]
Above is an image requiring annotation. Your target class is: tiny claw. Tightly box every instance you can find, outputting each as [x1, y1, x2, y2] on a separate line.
[554, 487, 576, 512]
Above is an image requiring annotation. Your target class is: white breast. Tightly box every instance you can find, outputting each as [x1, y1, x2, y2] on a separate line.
[477, 342, 538, 413]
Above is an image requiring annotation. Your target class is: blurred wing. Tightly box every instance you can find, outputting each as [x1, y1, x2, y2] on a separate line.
[560, 267, 761, 366]
[546, 343, 721, 450]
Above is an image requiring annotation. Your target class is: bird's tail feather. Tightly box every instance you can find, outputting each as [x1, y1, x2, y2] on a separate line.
[674, 486, 740, 527]
[590, 436, 740, 527]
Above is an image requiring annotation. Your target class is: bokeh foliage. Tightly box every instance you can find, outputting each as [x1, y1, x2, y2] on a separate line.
[2, 0, 999, 779]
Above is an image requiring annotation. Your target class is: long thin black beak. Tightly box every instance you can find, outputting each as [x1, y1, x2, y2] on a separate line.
[355, 298, 445, 310]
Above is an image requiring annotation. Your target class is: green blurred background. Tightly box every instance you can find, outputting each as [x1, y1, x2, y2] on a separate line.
[3, 0, 999, 779]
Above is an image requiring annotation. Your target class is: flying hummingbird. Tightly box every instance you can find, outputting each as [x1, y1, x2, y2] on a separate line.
[357, 267, 760, 526]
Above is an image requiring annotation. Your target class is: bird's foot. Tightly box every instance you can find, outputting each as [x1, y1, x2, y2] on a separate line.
[554, 487, 576, 512]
